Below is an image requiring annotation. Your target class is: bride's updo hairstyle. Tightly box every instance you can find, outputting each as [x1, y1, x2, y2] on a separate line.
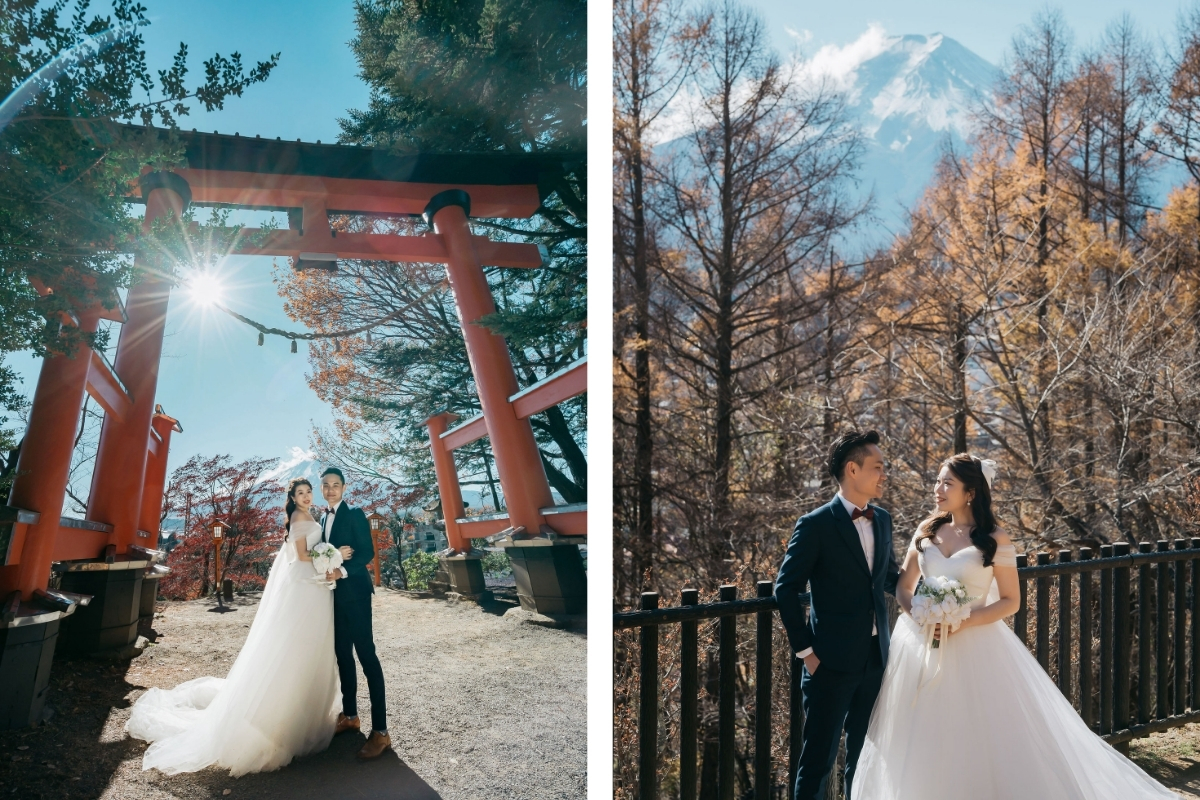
[284, 478, 314, 533]
[914, 453, 1000, 566]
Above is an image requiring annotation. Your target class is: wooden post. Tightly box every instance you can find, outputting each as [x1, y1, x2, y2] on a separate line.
[680, 589, 699, 800]
[1175, 539, 1188, 715]
[1058, 549, 1072, 699]
[718, 585, 737, 800]
[1114, 542, 1132, 733]
[1138, 541, 1153, 724]
[1157, 540, 1170, 720]
[1036, 552, 1051, 671]
[1079, 547, 1093, 727]
[1192, 539, 1200, 711]
[638, 592, 659, 800]
[1015, 553, 1028, 645]
[1100, 544, 1114, 734]
[754, 581, 773, 800]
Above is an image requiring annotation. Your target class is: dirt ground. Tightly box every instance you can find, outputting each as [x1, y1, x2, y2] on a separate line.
[1129, 724, 1200, 796]
[0, 590, 586, 800]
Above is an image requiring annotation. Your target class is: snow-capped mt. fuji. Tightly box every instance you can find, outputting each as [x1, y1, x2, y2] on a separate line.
[260, 446, 324, 487]
[799, 27, 999, 234]
[257, 446, 493, 512]
[814, 30, 996, 141]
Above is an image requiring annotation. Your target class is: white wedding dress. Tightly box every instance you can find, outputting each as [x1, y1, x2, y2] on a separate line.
[126, 520, 340, 776]
[852, 535, 1179, 799]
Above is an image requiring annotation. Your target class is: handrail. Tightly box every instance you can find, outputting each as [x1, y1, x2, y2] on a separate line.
[614, 544, 1200, 626]
[1018, 548, 1200, 576]
[615, 595, 785, 629]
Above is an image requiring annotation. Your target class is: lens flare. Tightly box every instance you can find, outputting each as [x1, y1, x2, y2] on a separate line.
[0, 23, 144, 133]
[186, 272, 225, 307]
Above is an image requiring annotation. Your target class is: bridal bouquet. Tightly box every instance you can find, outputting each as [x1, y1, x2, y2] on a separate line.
[910, 575, 976, 648]
[309, 543, 343, 590]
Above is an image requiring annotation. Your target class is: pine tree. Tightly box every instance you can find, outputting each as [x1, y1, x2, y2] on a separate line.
[288, 0, 587, 506]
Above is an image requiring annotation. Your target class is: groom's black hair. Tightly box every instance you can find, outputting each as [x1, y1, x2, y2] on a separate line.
[828, 429, 882, 483]
[320, 467, 346, 484]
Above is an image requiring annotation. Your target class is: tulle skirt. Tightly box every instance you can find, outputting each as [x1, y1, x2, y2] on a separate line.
[852, 613, 1180, 799]
[125, 544, 340, 776]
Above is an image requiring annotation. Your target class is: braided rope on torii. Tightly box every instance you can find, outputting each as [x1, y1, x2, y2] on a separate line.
[211, 279, 448, 347]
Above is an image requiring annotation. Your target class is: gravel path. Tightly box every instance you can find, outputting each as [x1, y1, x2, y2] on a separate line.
[0, 590, 586, 799]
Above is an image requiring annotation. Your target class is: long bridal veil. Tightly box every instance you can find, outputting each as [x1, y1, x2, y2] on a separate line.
[126, 521, 340, 776]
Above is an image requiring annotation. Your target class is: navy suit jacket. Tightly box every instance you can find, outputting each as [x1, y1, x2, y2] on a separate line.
[326, 504, 376, 599]
[774, 496, 901, 672]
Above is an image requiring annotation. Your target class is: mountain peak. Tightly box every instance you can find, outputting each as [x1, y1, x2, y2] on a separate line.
[801, 27, 997, 140]
[790, 27, 1000, 236]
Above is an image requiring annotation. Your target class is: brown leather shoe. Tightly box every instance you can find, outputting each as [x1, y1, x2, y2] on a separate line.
[335, 714, 360, 735]
[357, 731, 392, 760]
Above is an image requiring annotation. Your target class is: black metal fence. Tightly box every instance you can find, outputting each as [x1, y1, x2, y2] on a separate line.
[614, 538, 1200, 800]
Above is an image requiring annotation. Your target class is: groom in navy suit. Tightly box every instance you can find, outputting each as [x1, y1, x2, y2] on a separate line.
[775, 429, 900, 800]
[319, 467, 391, 760]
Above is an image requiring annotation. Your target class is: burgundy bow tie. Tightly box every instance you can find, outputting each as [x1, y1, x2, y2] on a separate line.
[851, 506, 874, 521]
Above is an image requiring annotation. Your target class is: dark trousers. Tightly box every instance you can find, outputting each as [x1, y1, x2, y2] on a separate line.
[333, 588, 388, 733]
[793, 637, 884, 800]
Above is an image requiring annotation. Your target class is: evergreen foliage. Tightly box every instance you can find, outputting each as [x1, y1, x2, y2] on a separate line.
[292, 0, 587, 508]
[0, 0, 277, 489]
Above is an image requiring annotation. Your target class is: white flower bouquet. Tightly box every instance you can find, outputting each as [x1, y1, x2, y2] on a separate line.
[309, 542, 343, 590]
[910, 575, 976, 648]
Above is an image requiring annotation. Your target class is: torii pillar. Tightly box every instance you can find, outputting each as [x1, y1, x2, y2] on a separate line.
[424, 412, 469, 554]
[136, 408, 182, 621]
[87, 173, 189, 550]
[59, 173, 190, 656]
[425, 191, 585, 614]
[1, 307, 102, 600]
[0, 307, 102, 729]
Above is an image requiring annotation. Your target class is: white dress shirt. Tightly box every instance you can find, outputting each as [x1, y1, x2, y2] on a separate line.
[323, 500, 348, 579]
[797, 493, 878, 659]
[839, 492, 876, 579]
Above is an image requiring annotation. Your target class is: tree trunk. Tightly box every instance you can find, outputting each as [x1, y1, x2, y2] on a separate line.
[953, 307, 969, 454]
[711, 73, 737, 570]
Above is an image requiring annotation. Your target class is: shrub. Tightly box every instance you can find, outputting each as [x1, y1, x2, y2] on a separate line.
[481, 549, 511, 576]
[403, 551, 441, 590]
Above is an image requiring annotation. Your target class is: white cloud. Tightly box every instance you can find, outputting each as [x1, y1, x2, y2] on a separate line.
[794, 23, 894, 95]
[786, 27, 813, 44]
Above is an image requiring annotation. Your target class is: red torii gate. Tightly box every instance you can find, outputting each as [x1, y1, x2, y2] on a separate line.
[0, 127, 587, 729]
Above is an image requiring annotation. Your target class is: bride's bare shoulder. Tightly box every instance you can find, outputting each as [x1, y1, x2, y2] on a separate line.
[991, 529, 1012, 546]
[289, 509, 315, 525]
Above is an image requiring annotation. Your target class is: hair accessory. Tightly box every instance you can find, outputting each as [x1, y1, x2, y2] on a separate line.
[978, 458, 998, 488]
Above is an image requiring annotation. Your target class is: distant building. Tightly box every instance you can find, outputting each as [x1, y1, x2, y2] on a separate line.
[402, 523, 447, 556]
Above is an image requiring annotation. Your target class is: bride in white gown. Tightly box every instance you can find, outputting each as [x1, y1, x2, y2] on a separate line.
[852, 454, 1179, 799]
[125, 478, 341, 776]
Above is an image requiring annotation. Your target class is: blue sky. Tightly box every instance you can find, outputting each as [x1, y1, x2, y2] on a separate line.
[9, 1, 371, 483]
[754, 0, 1183, 64]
